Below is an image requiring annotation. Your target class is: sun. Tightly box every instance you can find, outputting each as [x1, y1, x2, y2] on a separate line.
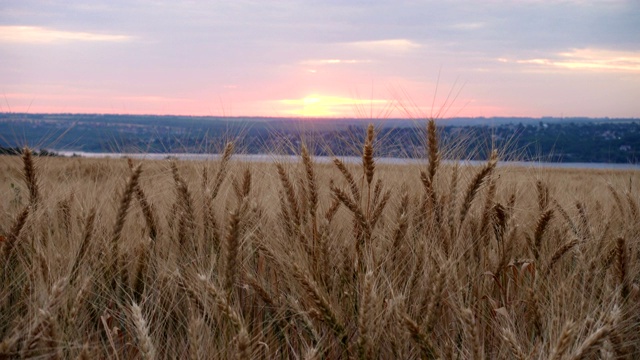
[277, 95, 338, 117]
[276, 94, 391, 118]
[300, 95, 335, 117]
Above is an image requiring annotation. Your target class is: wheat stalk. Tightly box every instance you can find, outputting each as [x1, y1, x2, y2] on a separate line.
[225, 202, 244, 298]
[625, 191, 639, 222]
[357, 271, 375, 360]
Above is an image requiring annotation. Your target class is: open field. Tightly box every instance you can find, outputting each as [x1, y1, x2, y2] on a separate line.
[1, 122, 639, 359]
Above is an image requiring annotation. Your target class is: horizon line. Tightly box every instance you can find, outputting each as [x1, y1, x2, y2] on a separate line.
[1, 111, 639, 121]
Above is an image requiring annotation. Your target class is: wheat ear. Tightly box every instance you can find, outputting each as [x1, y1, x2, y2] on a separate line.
[369, 187, 390, 229]
[390, 190, 410, 265]
[330, 185, 369, 237]
[615, 237, 630, 299]
[2, 205, 31, 263]
[333, 157, 361, 203]
[235, 326, 251, 360]
[459, 150, 497, 227]
[22, 147, 40, 206]
[501, 327, 526, 360]
[575, 202, 593, 241]
[545, 238, 579, 277]
[134, 180, 157, 242]
[75, 342, 91, 360]
[292, 263, 346, 344]
[462, 308, 483, 360]
[188, 315, 205, 360]
[110, 164, 142, 295]
[211, 141, 234, 199]
[363, 123, 375, 187]
[401, 311, 437, 359]
[536, 180, 550, 211]
[549, 321, 575, 360]
[171, 161, 196, 253]
[625, 191, 639, 222]
[426, 118, 440, 183]
[301, 145, 318, 218]
[245, 273, 278, 309]
[301, 145, 320, 272]
[570, 323, 611, 360]
[69, 207, 96, 286]
[197, 274, 244, 330]
[533, 208, 554, 261]
[420, 262, 447, 332]
[130, 302, 156, 360]
[276, 163, 301, 228]
[304, 347, 321, 360]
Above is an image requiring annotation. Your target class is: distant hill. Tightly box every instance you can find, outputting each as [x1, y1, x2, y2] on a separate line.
[0, 113, 638, 164]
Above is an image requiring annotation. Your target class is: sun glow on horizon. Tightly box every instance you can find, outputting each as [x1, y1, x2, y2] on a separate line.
[277, 94, 390, 117]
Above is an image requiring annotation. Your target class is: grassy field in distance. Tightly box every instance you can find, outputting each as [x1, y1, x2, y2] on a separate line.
[0, 121, 638, 359]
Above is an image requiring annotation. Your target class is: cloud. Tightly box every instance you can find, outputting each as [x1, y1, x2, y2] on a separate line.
[113, 95, 192, 103]
[299, 59, 373, 66]
[346, 39, 421, 52]
[449, 22, 486, 31]
[0, 26, 133, 44]
[511, 48, 640, 72]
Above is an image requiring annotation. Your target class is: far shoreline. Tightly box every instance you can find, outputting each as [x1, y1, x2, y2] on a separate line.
[51, 151, 640, 171]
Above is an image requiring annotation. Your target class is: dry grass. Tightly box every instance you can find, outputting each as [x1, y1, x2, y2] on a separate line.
[0, 126, 639, 359]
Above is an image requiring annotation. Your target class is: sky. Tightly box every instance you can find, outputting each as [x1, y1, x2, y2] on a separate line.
[1, 0, 639, 118]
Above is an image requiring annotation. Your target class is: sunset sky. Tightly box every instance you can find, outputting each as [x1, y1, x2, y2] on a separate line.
[1, 0, 639, 118]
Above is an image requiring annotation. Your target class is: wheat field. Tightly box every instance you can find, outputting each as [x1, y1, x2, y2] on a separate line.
[0, 121, 639, 359]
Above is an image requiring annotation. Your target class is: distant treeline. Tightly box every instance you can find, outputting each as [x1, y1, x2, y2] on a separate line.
[0, 113, 638, 163]
[0, 146, 57, 157]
